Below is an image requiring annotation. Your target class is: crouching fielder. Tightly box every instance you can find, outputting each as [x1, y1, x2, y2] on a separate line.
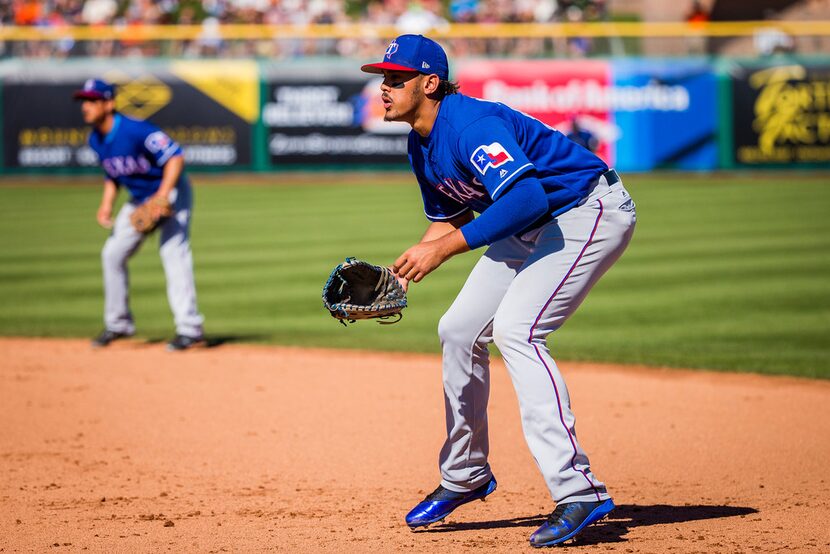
[361, 35, 636, 547]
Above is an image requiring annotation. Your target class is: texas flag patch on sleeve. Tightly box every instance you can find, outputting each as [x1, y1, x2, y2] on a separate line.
[470, 142, 514, 175]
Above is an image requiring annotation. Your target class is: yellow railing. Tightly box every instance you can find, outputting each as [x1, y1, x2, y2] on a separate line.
[1, 21, 829, 42]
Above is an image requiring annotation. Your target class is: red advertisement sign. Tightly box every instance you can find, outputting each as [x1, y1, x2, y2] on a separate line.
[456, 59, 613, 163]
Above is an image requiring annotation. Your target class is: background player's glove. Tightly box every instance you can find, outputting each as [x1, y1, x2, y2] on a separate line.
[322, 257, 407, 325]
[130, 196, 173, 234]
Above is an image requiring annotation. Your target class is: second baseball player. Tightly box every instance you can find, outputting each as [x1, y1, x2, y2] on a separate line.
[75, 78, 205, 351]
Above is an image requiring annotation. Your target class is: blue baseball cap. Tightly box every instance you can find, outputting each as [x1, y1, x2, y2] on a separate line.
[361, 34, 449, 81]
[73, 78, 116, 101]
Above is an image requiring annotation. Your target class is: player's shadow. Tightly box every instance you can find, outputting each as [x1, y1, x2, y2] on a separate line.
[418, 504, 758, 545]
[144, 334, 270, 348]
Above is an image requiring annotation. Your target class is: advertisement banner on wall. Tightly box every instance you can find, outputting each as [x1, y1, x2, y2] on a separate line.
[262, 61, 410, 168]
[261, 70, 409, 166]
[731, 62, 830, 166]
[456, 59, 614, 163]
[456, 59, 717, 172]
[2, 61, 257, 170]
[612, 59, 719, 171]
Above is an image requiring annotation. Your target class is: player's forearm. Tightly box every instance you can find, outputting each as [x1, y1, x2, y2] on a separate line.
[420, 222, 455, 242]
[156, 155, 184, 198]
[420, 212, 474, 243]
[434, 228, 471, 258]
[99, 180, 118, 208]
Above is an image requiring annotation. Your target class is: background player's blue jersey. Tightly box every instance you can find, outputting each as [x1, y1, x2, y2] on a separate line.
[88, 114, 185, 202]
[407, 94, 608, 222]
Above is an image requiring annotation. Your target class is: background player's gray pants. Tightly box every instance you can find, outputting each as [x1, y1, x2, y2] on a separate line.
[437, 176, 636, 505]
[101, 182, 204, 338]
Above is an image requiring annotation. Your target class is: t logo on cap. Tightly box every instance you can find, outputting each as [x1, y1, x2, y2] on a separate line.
[361, 34, 449, 82]
[385, 41, 399, 59]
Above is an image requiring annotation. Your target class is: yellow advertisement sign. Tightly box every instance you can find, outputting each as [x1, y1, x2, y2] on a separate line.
[734, 64, 830, 165]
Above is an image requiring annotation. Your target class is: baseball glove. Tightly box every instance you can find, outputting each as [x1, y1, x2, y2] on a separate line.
[322, 257, 407, 325]
[130, 196, 173, 234]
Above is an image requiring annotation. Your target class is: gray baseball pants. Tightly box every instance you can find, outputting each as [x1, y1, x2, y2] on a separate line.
[437, 175, 636, 504]
[101, 181, 204, 338]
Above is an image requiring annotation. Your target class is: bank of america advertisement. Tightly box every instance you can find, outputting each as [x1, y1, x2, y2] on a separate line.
[612, 60, 718, 171]
[455, 59, 718, 171]
[456, 59, 615, 163]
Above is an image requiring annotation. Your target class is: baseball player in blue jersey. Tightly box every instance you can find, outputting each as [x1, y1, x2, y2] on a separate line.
[362, 35, 636, 547]
[74, 79, 205, 351]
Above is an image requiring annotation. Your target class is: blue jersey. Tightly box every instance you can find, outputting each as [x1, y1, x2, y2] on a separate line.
[88, 114, 185, 202]
[407, 94, 608, 222]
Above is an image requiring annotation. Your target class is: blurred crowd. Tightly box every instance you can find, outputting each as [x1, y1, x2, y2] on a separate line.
[0, 0, 611, 58]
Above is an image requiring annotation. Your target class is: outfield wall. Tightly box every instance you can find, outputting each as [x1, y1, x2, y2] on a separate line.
[1, 56, 828, 174]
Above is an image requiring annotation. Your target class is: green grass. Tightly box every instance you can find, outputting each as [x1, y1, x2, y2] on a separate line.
[1, 172, 828, 379]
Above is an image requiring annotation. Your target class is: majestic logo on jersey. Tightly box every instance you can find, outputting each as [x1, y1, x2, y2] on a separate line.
[385, 41, 399, 59]
[470, 142, 514, 175]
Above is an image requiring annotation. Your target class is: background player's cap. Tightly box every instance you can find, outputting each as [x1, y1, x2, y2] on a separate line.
[73, 78, 116, 101]
[361, 34, 449, 81]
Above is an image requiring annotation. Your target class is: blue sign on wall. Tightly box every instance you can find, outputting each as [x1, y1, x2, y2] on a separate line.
[612, 60, 719, 171]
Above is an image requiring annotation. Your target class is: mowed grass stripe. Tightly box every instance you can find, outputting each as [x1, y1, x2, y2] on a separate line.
[0, 174, 828, 378]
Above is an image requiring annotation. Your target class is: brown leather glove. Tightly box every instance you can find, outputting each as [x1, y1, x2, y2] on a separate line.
[129, 196, 173, 234]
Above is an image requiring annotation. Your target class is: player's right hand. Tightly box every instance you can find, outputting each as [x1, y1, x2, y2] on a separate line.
[96, 206, 113, 229]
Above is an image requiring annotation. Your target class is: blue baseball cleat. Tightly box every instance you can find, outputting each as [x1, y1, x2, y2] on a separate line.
[529, 498, 615, 547]
[405, 476, 497, 528]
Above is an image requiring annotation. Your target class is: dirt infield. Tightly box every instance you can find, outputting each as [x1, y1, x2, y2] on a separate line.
[1, 338, 829, 553]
